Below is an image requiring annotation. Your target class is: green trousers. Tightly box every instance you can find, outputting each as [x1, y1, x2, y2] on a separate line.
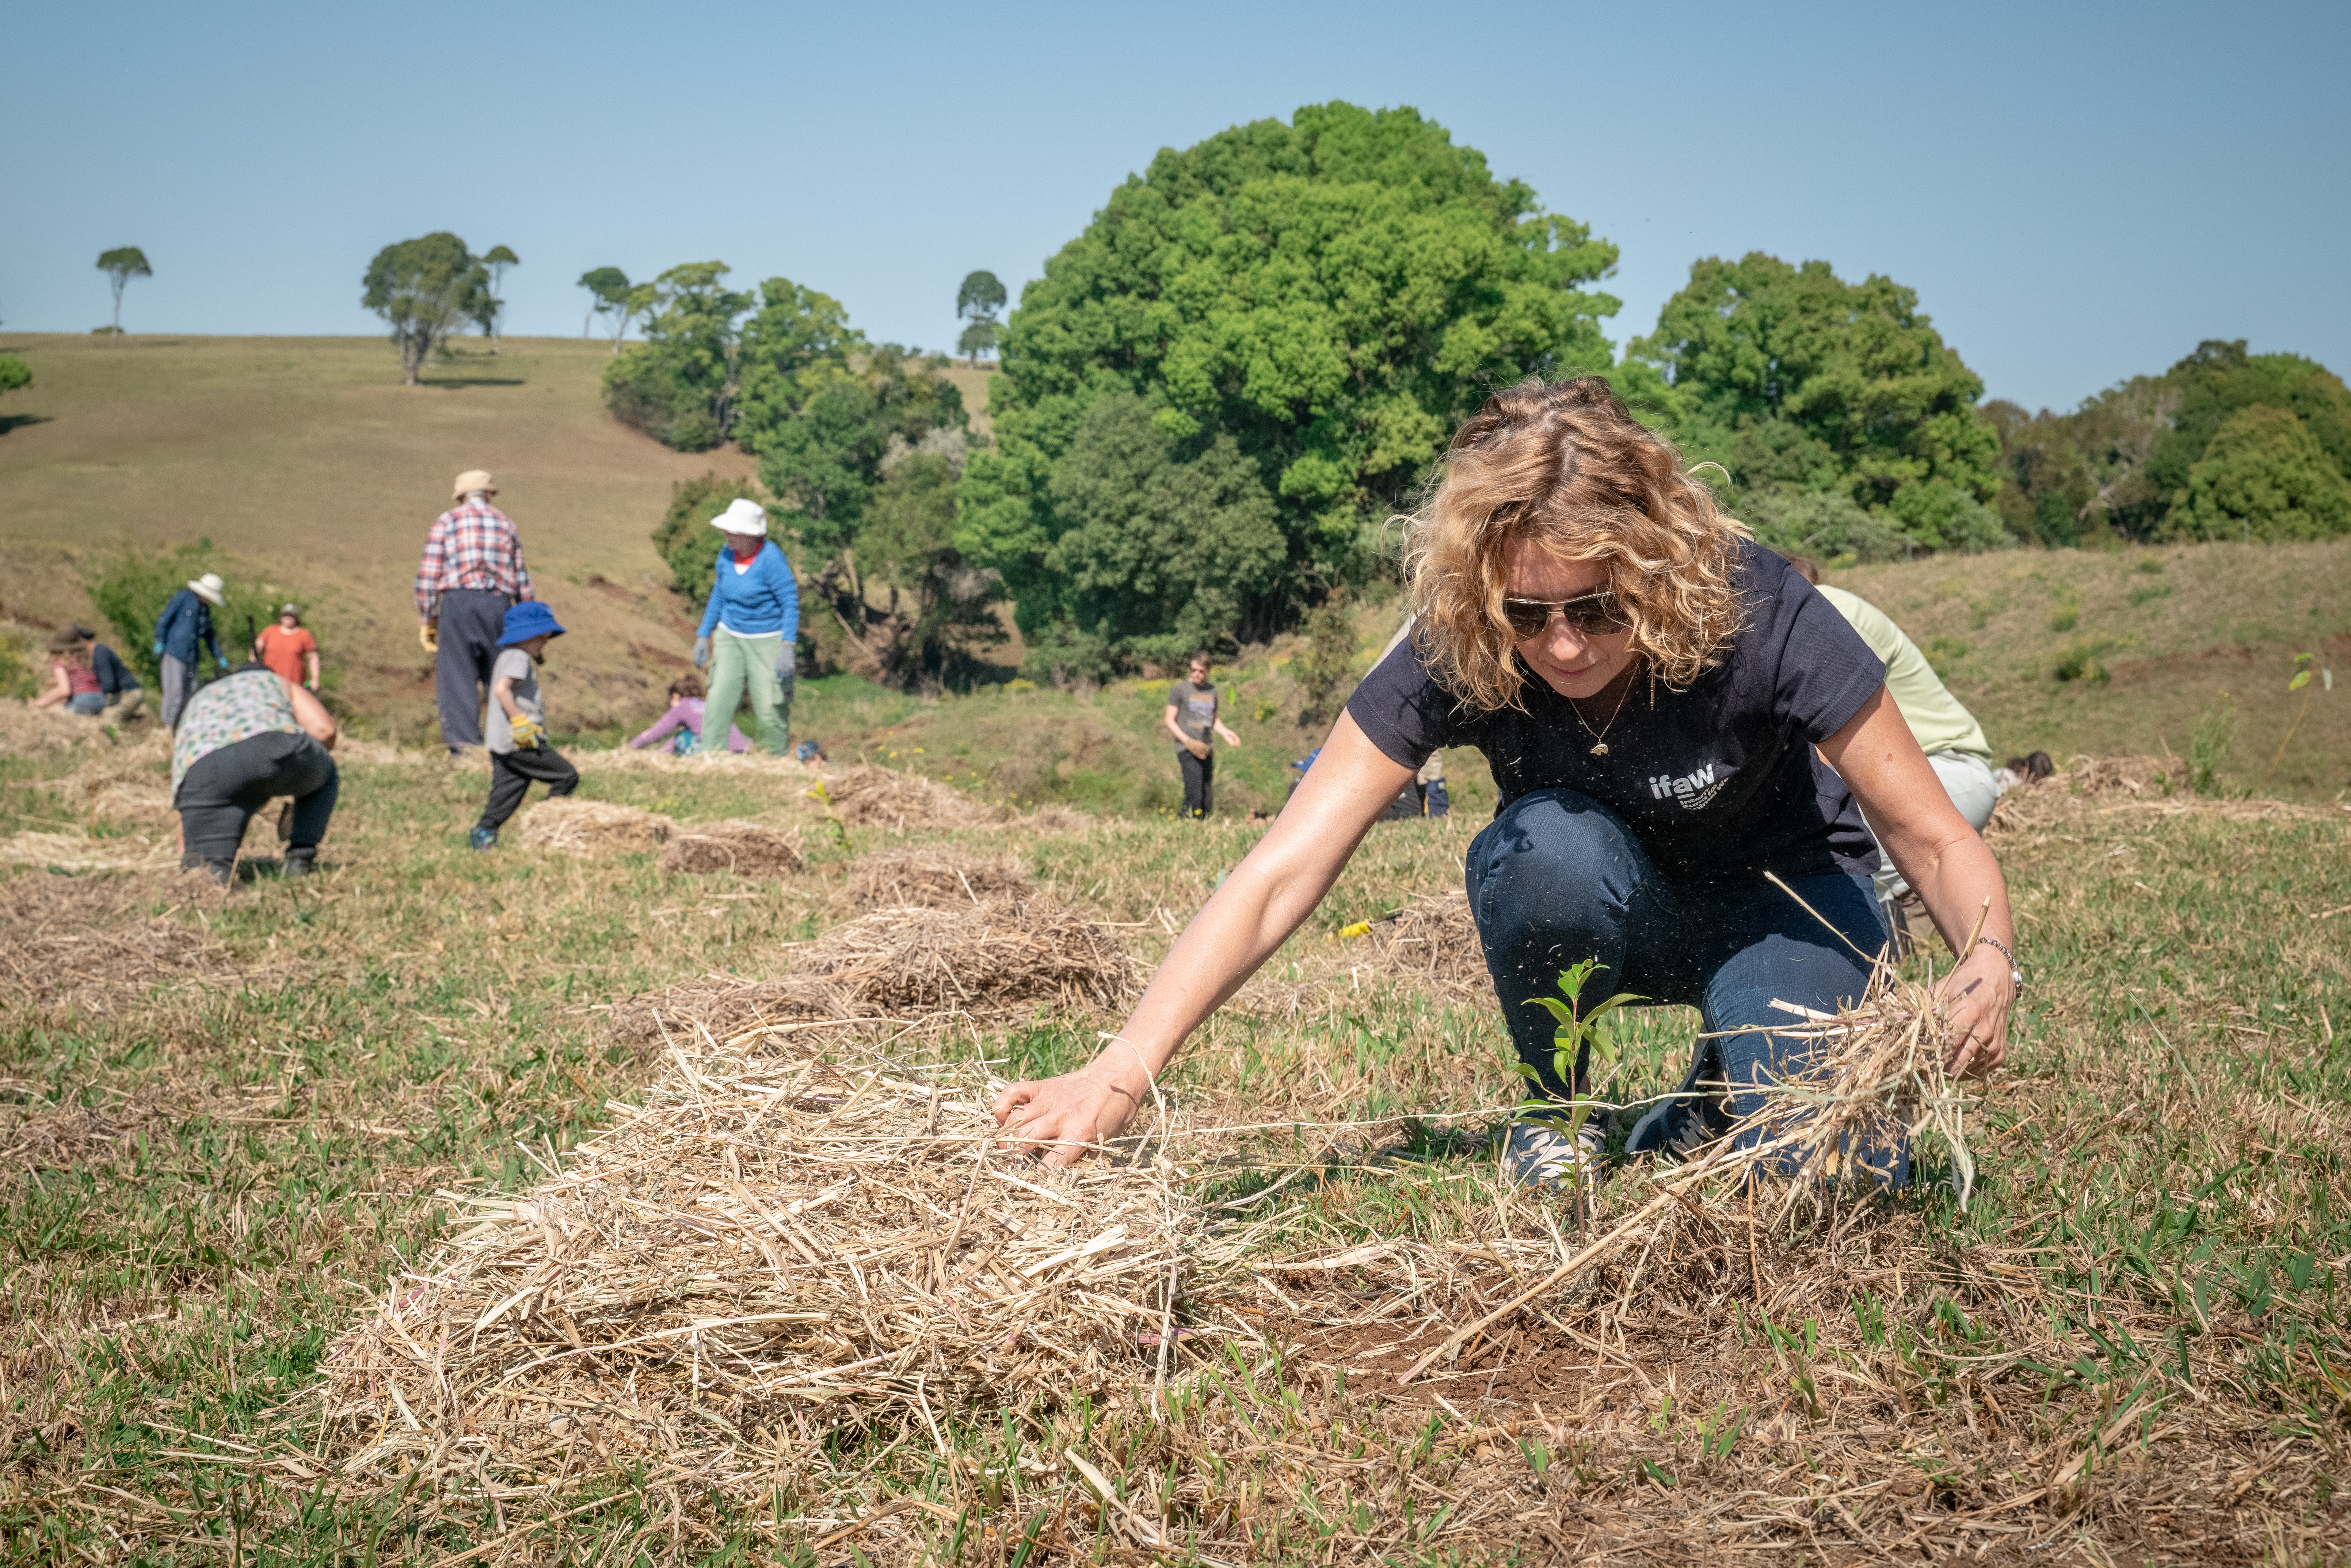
[705, 629, 791, 756]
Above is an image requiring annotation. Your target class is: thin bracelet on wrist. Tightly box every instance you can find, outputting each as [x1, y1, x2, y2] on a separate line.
[1974, 935, 2022, 990]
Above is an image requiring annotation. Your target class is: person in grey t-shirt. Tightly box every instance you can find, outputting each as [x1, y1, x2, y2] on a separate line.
[470, 602, 579, 850]
[1163, 651, 1243, 819]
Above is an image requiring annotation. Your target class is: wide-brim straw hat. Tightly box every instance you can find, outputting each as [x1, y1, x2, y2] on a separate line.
[189, 573, 226, 606]
[452, 469, 497, 500]
[709, 497, 767, 537]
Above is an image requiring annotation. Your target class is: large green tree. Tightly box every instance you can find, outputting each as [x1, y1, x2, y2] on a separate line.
[957, 102, 1622, 657]
[2163, 403, 2351, 542]
[1627, 253, 2002, 554]
[1041, 393, 1285, 667]
[602, 263, 753, 451]
[362, 234, 488, 385]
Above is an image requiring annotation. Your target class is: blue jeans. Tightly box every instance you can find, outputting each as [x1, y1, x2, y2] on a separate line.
[68, 690, 105, 716]
[1466, 788, 1898, 1178]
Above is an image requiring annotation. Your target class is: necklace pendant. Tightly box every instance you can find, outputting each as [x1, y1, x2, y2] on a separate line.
[1589, 742, 1609, 757]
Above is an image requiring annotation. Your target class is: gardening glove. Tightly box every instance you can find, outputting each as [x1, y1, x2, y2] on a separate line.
[774, 642, 796, 682]
[507, 716, 545, 750]
[692, 635, 711, 669]
[151, 640, 163, 657]
[419, 622, 439, 653]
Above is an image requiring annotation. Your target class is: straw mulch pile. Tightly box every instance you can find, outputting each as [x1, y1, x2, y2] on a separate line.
[658, 820, 804, 877]
[319, 1036, 1196, 1508]
[819, 765, 1014, 831]
[0, 829, 180, 874]
[0, 870, 242, 1017]
[2057, 752, 2165, 797]
[610, 901, 1142, 1049]
[513, 798, 675, 854]
[847, 848, 1028, 910]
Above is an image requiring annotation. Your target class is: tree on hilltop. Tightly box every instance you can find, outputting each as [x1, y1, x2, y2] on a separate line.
[601, 262, 752, 450]
[477, 245, 518, 352]
[96, 247, 152, 339]
[2164, 403, 2351, 542]
[578, 267, 649, 351]
[363, 233, 489, 385]
[956, 101, 1623, 669]
[0, 355, 29, 400]
[955, 270, 1006, 367]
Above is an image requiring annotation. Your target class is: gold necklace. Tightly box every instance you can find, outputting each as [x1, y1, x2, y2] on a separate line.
[1567, 671, 1632, 756]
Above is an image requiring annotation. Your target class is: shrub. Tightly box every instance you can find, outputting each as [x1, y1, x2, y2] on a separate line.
[86, 546, 282, 686]
[651, 474, 768, 599]
[2163, 403, 2351, 543]
[1293, 591, 1360, 728]
[2188, 705, 2237, 796]
[0, 624, 38, 701]
[605, 350, 725, 453]
[2051, 638, 2118, 684]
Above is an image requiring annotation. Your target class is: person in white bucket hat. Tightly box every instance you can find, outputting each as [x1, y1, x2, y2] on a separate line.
[153, 572, 228, 730]
[690, 496, 799, 755]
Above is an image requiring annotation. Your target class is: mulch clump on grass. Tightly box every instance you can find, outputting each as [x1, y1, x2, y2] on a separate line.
[847, 848, 1028, 910]
[320, 1038, 1193, 1504]
[658, 820, 804, 877]
[609, 900, 1141, 1046]
[513, 798, 674, 854]
[0, 871, 242, 1016]
[820, 764, 1014, 830]
[2058, 753, 2166, 796]
[1352, 889, 1485, 993]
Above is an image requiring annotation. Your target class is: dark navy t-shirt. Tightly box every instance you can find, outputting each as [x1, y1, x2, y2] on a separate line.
[1345, 542, 1887, 883]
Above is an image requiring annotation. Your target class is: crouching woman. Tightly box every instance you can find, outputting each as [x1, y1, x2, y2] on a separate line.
[173, 664, 340, 883]
[995, 378, 2018, 1179]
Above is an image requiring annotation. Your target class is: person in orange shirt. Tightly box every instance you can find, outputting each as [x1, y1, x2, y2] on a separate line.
[254, 604, 321, 691]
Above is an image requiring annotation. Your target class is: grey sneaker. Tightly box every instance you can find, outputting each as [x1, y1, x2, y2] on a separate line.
[1626, 1079, 1734, 1159]
[1501, 1118, 1607, 1188]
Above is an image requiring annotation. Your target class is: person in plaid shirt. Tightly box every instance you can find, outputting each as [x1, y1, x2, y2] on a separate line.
[416, 469, 535, 752]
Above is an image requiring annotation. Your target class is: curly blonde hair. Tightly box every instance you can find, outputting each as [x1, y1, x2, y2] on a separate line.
[1401, 377, 1749, 711]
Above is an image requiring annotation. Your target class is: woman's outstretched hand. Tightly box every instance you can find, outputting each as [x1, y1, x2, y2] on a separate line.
[991, 1071, 1142, 1168]
[1937, 946, 2015, 1078]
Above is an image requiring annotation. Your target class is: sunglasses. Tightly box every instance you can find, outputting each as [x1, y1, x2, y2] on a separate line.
[1501, 592, 1630, 640]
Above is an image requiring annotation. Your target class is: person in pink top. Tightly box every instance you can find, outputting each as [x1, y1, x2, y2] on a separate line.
[628, 673, 751, 755]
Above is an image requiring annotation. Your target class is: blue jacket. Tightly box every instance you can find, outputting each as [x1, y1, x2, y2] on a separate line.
[155, 589, 226, 669]
[696, 540, 800, 640]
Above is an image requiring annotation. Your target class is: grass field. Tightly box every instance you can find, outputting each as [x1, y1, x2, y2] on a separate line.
[1, 705, 2346, 1563]
[3, 336, 2348, 1563]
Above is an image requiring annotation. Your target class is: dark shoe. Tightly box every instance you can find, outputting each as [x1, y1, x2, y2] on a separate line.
[469, 826, 498, 851]
[281, 851, 315, 878]
[1626, 1076, 1734, 1160]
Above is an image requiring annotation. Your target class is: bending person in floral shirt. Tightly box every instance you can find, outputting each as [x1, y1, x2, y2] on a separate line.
[172, 665, 340, 884]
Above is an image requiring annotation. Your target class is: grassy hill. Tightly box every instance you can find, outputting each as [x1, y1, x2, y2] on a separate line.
[3, 332, 2343, 803]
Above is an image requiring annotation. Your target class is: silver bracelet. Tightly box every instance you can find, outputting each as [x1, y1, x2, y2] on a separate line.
[1974, 935, 2022, 989]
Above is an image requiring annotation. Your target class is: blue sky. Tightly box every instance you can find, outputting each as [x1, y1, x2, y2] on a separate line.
[5, 0, 2344, 412]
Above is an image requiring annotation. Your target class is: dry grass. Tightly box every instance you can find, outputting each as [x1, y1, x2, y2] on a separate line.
[847, 849, 1029, 910]
[0, 870, 242, 1017]
[318, 1037, 1192, 1511]
[658, 819, 805, 877]
[512, 797, 675, 854]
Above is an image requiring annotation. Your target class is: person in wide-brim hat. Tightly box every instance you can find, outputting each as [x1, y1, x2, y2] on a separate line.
[691, 497, 799, 757]
[417, 469, 535, 753]
[155, 573, 228, 729]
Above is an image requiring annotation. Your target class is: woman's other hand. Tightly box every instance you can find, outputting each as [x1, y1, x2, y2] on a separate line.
[991, 1071, 1140, 1168]
[1938, 945, 2014, 1077]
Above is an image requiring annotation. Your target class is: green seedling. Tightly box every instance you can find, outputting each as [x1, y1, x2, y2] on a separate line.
[1515, 959, 1644, 1212]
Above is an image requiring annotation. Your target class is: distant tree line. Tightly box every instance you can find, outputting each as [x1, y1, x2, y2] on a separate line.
[564, 101, 2346, 683]
[1986, 340, 2351, 546]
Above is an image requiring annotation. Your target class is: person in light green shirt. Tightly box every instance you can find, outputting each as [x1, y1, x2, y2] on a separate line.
[1780, 556, 2002, 912]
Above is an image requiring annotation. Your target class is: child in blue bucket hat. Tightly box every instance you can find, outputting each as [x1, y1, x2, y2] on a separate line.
[470, 601, 578, 850]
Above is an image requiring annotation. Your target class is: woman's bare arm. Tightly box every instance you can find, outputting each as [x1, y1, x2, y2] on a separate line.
[992, 711, 1415, 1165]
[1819, 688, 2016, 1074]
[287, 679, 339, 750]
